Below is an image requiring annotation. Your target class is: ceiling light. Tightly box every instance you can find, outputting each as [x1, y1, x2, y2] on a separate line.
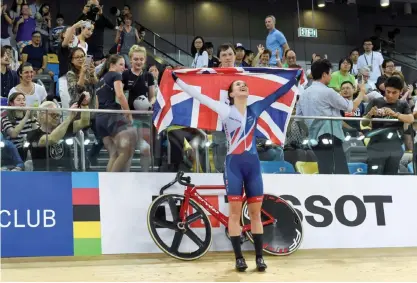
[318, 0, 325, 8]
[381, 0, 390, 7]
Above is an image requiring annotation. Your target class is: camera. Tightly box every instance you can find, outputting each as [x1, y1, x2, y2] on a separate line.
[86, 3, 100, 21]
[110, 7, 124, 26]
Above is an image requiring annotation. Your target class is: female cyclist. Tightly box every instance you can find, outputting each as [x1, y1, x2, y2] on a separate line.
[171, 46, 298, 271]
[95, 54, 138, 172]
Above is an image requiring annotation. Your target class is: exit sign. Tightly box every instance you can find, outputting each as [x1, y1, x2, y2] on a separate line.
[298, 27, 318, 38]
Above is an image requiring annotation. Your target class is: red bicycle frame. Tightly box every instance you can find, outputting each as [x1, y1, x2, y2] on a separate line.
[178, 184, 275, 233]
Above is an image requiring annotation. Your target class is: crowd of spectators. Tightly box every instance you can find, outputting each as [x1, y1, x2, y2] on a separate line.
[0, 2, 416, 175]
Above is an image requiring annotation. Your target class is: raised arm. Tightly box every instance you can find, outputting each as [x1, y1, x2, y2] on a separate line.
[172, 72, 230, 120]
[249, 72, 299, 117]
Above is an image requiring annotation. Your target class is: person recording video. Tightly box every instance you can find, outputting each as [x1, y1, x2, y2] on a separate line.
[75, 0, 114, 64]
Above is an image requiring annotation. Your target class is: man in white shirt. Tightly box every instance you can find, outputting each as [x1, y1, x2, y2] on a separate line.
[357, 38, 384, 85]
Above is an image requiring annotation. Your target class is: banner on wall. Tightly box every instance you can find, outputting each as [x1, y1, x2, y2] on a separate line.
[0, 172, 74, 257]
[98, 173, 417, 255]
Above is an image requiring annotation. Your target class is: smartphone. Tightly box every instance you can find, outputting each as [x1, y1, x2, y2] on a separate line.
[358, 75, 363, 84]
[86, 55, 93, 66]
[77, 93, 86, 108]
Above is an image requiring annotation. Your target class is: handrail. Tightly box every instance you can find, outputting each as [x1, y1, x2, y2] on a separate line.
[135, 21, 193, 58]
[2, 106, 415, 123]
[385, 54, 417, 71]
[140, 38, 184, 66]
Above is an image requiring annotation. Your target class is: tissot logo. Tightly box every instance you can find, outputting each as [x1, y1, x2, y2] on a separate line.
[280, 195, 393, 228]
[225, 194, 393, 228]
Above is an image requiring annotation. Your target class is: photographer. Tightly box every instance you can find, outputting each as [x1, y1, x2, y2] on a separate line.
[75, 0, 114, 64]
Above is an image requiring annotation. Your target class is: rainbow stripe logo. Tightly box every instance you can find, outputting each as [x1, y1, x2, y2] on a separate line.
[71, 172, 101, 256]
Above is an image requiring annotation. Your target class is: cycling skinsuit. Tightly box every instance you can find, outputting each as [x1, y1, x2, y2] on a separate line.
[174, 73, 296, 203]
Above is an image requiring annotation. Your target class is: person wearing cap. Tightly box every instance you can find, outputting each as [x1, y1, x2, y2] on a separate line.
[234, 43, 250, 67]
[205, 42, 220, 68]
[265, 15, 289, 66]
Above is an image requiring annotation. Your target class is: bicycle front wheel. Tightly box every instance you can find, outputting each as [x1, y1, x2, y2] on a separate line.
[147, 194, 213, 261]
[241, 193, 303, 256]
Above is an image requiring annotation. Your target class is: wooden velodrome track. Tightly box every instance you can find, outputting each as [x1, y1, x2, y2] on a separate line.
[1, 248, 417, 282]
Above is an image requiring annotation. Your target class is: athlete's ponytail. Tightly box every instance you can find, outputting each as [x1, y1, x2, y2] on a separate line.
[227, 81, 236, 105]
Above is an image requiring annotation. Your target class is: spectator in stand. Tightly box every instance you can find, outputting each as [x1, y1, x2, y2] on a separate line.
[148, 64, 160, 93]
[391, 70, 413, 103]
[8, 62, 47, 107]
[265, 15, 289, 65]
[1, 92, 39, 160]
[34, 3, 51, 53]
[116, 13, 141, 69]
[1, 46, 19, 98]
[122, 45, 154, 171]
[191, 36, 208, 68]
[281, 49, 307, 89]
[243, 50, 255, 66]
[357, 67, 383, 103]
[21, 31, 53, 77]
[3, 45, 20, 71]
[76, 0, 115, 64]
[306, 53, 322, 80]
[296, 59, 365, 174]
[122, 45, 155, 110]
[66, 47, 97, 110]
[57, 20, 84, 110]
[205, 42, 219, 68]
[1, 1, 14, 46]
[234, 43, 249, 67]
[376, 59, 395, 95]
[51, 13, 66, 54]
[69, 20, 94, 55]
[0, 133, 24, 171]
[9, 0, 27, 21]
[357, 38, 384, 85]
[340, 81, 366, 137]
[252, 45, 280, 67]
[349, 49, 360, 78]
[329, 57, 356, 92]
[13, 3, 36, 53]
[26, 97, 91, 171]
[96, 54, 138, 172]
[122, 4, 131, 16]
[362, 77, 414, 175]
[29, 0, 42, 19]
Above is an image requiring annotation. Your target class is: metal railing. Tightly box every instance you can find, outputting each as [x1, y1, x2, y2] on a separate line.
[1, 106, 415, 174]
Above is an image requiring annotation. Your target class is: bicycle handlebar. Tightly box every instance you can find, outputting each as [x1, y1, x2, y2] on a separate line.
[159, 171, 193, 195]
[177, 171, 191, 186]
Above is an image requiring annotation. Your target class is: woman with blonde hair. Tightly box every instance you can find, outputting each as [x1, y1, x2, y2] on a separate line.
[122, 45, 155, 171]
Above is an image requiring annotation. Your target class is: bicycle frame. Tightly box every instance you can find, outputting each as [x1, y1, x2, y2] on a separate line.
[178, 184, 275, 233]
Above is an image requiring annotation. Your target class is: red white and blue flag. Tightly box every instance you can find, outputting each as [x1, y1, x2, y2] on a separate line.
[153, 67, 301, 145]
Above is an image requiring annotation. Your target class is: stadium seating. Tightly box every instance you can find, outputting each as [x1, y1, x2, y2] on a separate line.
[348, 162, 368, 174]
[295, 161, 319, 174]
[260, 161, 296, 174]
[343, 138, 368, 163]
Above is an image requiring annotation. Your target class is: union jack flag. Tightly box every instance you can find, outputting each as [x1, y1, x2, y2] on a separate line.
[153, 67, 301, 146]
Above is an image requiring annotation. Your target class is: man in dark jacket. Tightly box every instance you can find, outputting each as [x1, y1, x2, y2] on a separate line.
[75, 0, 115, 63]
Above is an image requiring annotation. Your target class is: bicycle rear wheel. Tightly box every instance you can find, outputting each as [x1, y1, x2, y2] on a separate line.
[147, 194, 213, 261]
[241, 194, 303, 256]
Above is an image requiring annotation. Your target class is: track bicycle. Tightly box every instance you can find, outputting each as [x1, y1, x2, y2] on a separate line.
[147, 171, 303, 261]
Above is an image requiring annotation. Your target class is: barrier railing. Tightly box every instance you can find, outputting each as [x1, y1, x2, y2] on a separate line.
[0, 106, 415, 175]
